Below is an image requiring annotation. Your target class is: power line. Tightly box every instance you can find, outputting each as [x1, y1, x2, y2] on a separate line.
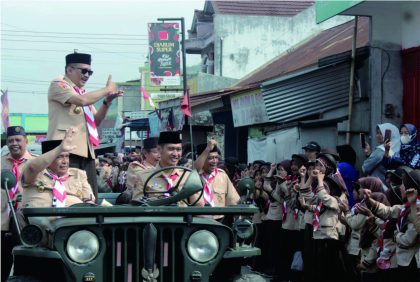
[1, 29, 148, 37]
[2, 33, 148, 41]
[1, 48, 148, 54]
[1, 39, 148, 46]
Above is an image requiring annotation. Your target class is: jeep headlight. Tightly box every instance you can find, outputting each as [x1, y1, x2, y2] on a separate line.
[66, 230, 99, 264]
[187, 230, 219, 263]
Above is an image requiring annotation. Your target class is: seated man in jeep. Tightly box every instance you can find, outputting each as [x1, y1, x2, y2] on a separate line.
[131, 131, 203, 206]
[21, 127, 95, 208]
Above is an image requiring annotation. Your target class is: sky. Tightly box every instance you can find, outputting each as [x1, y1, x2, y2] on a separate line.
[0, 0, 205, 114]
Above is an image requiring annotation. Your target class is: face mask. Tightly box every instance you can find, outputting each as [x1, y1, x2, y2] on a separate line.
[400, 135, 412, 145]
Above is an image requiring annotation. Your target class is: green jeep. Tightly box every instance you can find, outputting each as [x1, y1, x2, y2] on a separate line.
[3, 167, 262, 282]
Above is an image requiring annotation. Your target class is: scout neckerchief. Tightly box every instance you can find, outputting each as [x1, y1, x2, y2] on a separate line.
[47, 171, 69, 207]
[200, 168, 219, 207]
[396, 197, 420, 232]
[281, 202, 287, 222]
[160, 171, 179, 197]
[106, 175, 113, 190]
[312, 202, 323, 231]
[7, 157, 25, 210]
[73, 86, 99, 147]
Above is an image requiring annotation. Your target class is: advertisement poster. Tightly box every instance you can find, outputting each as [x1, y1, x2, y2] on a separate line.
[148, 22, 181, 86]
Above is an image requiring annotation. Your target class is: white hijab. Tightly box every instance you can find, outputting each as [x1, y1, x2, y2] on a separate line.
[376, 123, 401, 156]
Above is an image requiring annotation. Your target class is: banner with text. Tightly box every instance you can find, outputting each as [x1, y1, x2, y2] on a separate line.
[148, 22, 181, 86]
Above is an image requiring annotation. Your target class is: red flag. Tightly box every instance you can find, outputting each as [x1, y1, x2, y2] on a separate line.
[140, 86, 156, 108]
[181, 91, 192, 117]
[140, 86, 150, 99]
[1, 90, 10, 129]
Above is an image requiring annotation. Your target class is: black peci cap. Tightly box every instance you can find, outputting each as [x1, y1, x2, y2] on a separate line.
[41, 140, 62, 154]
[158, 131, 182, 145]
[143, 137, 159, 150]
[66, 52, 91, 65]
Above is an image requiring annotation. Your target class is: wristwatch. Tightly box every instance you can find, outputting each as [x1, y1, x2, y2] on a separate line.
[103, 100, 110, 107]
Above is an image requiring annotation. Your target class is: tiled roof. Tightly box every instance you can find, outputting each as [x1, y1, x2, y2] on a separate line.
[236, 17, 369, 87]
[211, 0, 314, 17]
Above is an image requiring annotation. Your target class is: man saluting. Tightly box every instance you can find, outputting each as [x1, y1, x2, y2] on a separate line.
[21, 128, 95, 209]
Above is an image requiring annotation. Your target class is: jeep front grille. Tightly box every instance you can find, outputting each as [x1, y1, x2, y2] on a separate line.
[103, 225, 184, 282]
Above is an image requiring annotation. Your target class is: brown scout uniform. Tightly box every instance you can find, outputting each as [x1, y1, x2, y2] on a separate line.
[131, 164, 202, 206]
[126, 161, 156, 190]
[206, 169, 240, 208]
[21, 168, 95, 208]
[372, 202, 419, 267]
[47, 75, 96, 159]
[1, 151, 36, 231]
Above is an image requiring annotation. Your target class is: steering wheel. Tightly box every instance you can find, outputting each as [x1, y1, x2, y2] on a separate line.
[142, 166, 203, 206]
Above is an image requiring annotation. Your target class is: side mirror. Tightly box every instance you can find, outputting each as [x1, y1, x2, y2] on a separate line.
[1, 169, 17, 190]
[147, 170, 203, 206]
[236, 177, 255, 197]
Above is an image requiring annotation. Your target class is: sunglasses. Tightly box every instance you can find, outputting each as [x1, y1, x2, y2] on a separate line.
[72, 67, 93, 76]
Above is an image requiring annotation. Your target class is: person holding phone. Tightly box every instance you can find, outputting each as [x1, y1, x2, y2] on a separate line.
[362, 123, 400, 182]
[382, 123, 420, 169]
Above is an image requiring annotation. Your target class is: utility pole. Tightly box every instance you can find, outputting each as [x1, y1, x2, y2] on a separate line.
[157, 17, 194, 164]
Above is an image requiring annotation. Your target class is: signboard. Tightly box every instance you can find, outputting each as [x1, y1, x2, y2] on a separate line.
[230, 91, 269, 127]
[101, 128, 119, 143]
[315, 0, 363, 23]
[148, 22, 181, 86]
[124, 111, 152, 119]
[150, 92, 183, 100]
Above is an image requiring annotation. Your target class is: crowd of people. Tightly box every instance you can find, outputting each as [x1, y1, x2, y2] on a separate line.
[81, 121, 420, 282]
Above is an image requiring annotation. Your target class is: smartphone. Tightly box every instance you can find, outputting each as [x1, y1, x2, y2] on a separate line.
[384, 129, 392, 143]
[360, 133, 366, 149]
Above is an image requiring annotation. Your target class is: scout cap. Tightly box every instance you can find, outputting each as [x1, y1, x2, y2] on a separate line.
[66, 52, 91, 65]
[158, 131, 182, 145]
[143, 137, 159, 150]
[403, 169, 420, 190]
[41, 140, 62, 154]
[302, 141, 321, 152]
[7, 126, 26, 137]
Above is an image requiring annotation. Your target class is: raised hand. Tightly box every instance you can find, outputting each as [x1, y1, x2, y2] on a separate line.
[207, 139, 217, 151]
[299, 165, 307, 178]
[106, 90, 124, 103]
[106, 75, 118, 93]
[61, 127, 77, 153]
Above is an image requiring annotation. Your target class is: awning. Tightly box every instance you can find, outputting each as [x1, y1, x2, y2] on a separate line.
[121, 118, 149, 131]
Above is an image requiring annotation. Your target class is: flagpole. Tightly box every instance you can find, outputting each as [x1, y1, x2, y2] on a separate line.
[158, 17, 194, 166]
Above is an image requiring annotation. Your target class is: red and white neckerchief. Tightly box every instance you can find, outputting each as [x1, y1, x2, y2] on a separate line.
[281, 202, 287, 221]
[160, 172, 179, 197]
[7, 158, 25, 210]
[397, 197, 420, 232]
[74, 86, 99, 147]
[200, 169, 219, 206]
[377, 219, 390, 255]
[48, 171, 69, 207]
[294, 208, 299, 220]
[106, 175, 113, 189]
[312, 202, 323, 231]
